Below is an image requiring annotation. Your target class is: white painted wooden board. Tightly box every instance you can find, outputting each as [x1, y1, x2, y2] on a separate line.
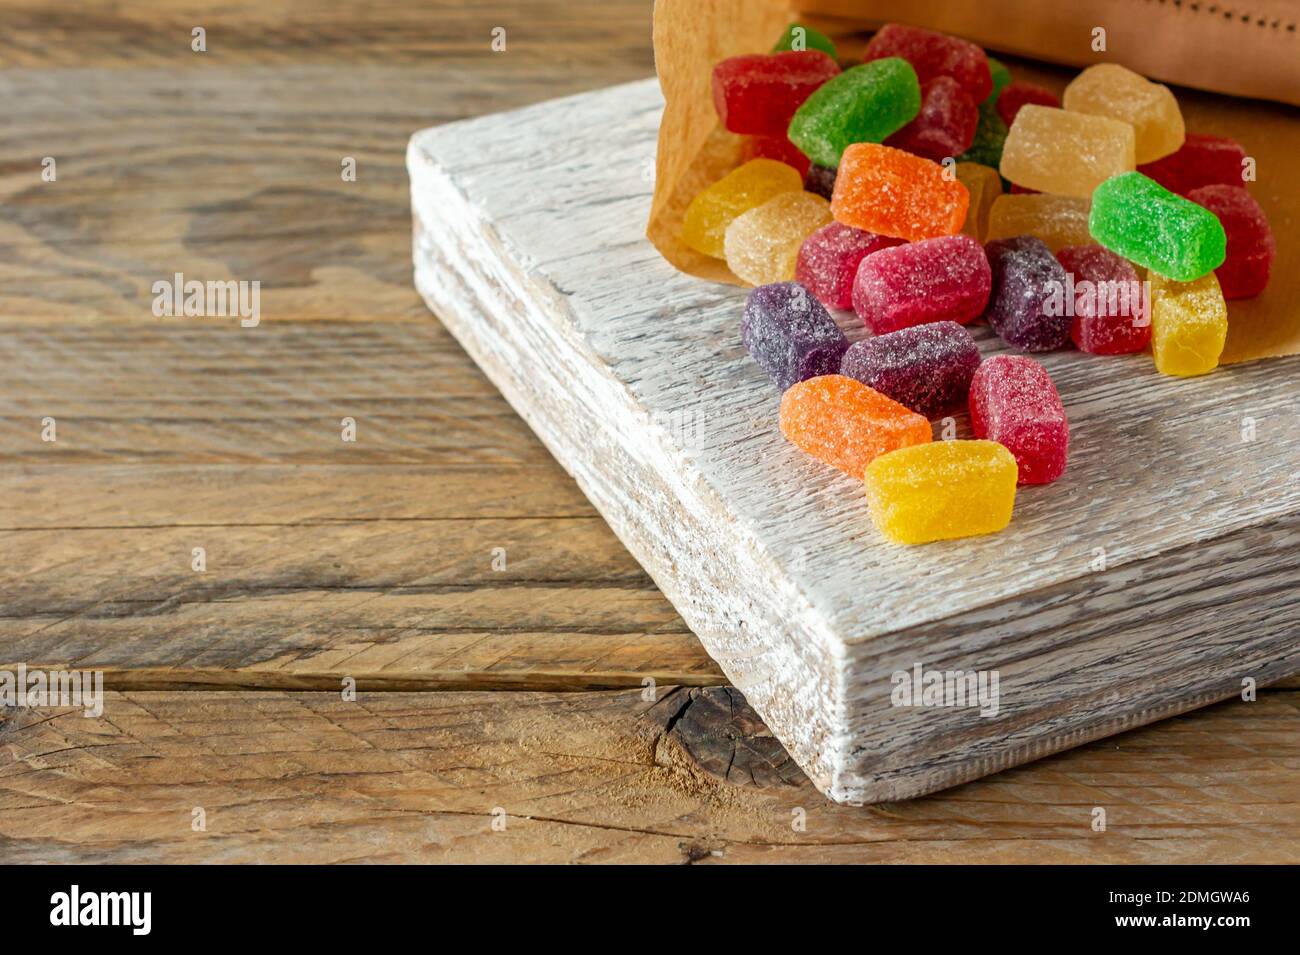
[408, 79, 1300, 804]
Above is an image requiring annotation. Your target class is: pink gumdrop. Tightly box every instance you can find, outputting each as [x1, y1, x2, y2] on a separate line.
[1137, 133, 1248, 196]
[996, 82, 1060, 127]
[1056, 245, 1150, 354]
[969, 354, 1069, 485]
[862, 23, 992, 103]
[1187, 185, 1275, 299]
[796, 223, 903, 310]
[851, 234, 992, 335]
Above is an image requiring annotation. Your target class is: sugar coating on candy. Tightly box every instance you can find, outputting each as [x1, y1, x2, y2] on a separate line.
[958, 102, 1008, 168]
[1137, 132, 1247, 196]
[840, 321, 980, 418]
[772, 22, 838, 58]
[712, 51, 840, 137]
[795, 222, 903, 310]
[955, 162, 1002, 241]
[741, 281, 849, 390]
[864, 440, 1018, 544]
[1148, 271, 1227, 377]
[742, 134, 811, 178]
[779, 374, 931, 478]
[861, 23, 992, 103]
[986, 193, 1092, 252]
[969, 355, 1069, 485]
[724, 190, 832, 286]
[787, 58, 922, 168]
[831, 142, 969, 241]
[1187, 185, 1275, 299]
[995, 82, 1060, 128]
[884, 76, 978, 162]
[803, 163, 837, 200]
[1063, 64, 1184, 164]
[1056, 245, 1150, 354]
[983, 235, 1072, 351]
[681, 159, 803, 259]
[1001, 105, 1135, 198]
[1089, 172, 1226, 281]
[985, 57, 1011, 104]
[852, 234, 991, 334]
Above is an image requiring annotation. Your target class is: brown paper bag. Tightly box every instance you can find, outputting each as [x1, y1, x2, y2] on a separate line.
[648, 0, 1300, 363]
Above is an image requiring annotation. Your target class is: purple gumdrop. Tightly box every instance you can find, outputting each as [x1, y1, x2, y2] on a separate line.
[804, 164, 837, 200]
[742, 281, 848, 391]
[839, 321, 980, 418]
[983, 236, 1072, 352]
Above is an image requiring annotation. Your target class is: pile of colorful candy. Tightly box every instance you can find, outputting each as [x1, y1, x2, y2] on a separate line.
[683, 22, 1275, 545]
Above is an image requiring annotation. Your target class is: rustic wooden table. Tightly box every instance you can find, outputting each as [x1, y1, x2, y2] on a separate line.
[1, 0, 1296, 864]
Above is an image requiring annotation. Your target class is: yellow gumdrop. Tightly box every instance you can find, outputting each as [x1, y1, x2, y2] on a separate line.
[985, 193, 1092, 252]
[864, 440, 1018, 545]
[954, 162, 1002, 242]
[1149, 271, 1227, 377]
[680, 159, 804, 259]
[724, 191, 831, 286]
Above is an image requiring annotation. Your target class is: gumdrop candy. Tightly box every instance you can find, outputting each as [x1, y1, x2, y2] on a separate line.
[725, 190, 832, 285]
[864, 440, 1017, 544]
[681, 159, 803, 258]
[773, 22, 838, 58]
[955, 162, 1002, 241]
[861, 23, 992, 103]
[1000, 105, 1135, 198]
[1187, 185, 1275, 299]
[958, 102, 1008, 169]
[1055, 245, 1150, 354]
[795, 222, 902, 310]
[969, 355, 1069, 484]
[788, 58, 922, 168]
[831, 142, 969, 241]
[983, 236, 1071, 351]
[840, 321, 980, 418]
[985, 57, 1011, 104]
[712, 51, 840, 137]
[1063, 64, 1184, 164]
[1137, 132, 1247, 196]
[741, 282, 849, 390]
[1089, 172, 1225, 281]
[779, 374, 931, 478]
[985, 194, 1092, 252]
[803, 163, 837, 200]
[1148, 271, 1228, 377]
[852, 234, 991, 334]
[1009, 183, 1039, 195]
[995, 82, 1060, 128]
[884, 76, 978, 161]
[742, 134, 811, 178]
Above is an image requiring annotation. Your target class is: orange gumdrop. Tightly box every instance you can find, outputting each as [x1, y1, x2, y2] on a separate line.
[831, 143, 969, 241]
[779, 374, 932, 478]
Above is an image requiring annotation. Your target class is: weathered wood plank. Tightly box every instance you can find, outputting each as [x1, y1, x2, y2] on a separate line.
[411, 78, 1300, 802]
[1, 687, 1297, 864]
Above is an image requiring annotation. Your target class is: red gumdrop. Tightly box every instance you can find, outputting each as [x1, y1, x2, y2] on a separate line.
[712, 51, 840, 137]
[996, 82, 1061, 127]
[852, 234, 992, 335]
[742, 134, 811, 177]
[795, 223, 904, 311]
[1137, 132, 1248, 196]
[1187, 185, 1275, 299]
[884, 77, 978, 162]
[861, 23, 992, 102]
[969, 354, 1069, 485]
[1056, 245, 1150, 355]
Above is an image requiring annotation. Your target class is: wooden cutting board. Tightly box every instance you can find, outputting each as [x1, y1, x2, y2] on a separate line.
[408, 78, 1300, 805]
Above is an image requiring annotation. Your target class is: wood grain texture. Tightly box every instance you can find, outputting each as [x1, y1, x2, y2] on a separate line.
[3, 686, 1297, 864]
[410, 78, 1300, 803]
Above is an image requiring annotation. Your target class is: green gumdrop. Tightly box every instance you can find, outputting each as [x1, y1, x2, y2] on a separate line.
[985, 56, 1012, 105]
[772, 22, 838, 59]
[787, 58, 921, 168]
[958, 102, 1008, 168]
[1089, 172, 1227, 281]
